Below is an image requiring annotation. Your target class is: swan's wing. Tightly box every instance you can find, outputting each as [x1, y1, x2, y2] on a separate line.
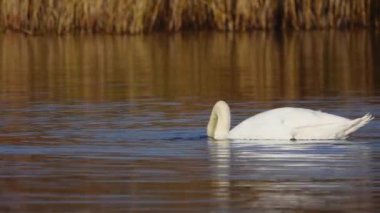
[286, 113, 374, 140]
[291, 122, 350, 139]
[228, 107, 356, 140]
[280, 109, 354, 139]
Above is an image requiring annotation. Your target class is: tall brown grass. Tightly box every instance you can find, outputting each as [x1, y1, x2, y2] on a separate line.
[0, 0, 379, 34]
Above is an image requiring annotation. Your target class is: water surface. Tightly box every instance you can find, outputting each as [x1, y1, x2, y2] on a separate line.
[0, 31, 379, 212]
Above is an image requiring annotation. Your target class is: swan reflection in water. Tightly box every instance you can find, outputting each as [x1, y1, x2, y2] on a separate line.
[207, 139, 373, 210]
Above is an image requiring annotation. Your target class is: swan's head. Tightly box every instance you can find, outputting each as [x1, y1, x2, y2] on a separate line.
[207, 100, 231, 140]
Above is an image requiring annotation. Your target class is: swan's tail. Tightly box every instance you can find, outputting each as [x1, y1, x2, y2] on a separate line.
[344, 113, 374, 136]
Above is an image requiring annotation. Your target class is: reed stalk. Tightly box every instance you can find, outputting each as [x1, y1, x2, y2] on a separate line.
[0, 0, 379, 34]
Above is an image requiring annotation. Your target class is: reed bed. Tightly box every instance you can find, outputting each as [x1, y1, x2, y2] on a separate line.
[0, 0, 379, 34]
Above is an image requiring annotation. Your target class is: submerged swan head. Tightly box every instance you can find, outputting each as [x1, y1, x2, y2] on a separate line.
[207, 100, 231, 140]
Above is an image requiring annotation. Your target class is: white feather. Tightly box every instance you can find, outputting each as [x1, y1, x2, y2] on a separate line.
[207, 101, 374, 140]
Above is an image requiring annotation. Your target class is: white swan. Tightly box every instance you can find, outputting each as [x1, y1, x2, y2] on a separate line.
[207, 100, 374, 140]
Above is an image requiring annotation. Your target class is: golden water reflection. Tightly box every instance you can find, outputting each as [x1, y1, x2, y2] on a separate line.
[0, 31, 378, 103]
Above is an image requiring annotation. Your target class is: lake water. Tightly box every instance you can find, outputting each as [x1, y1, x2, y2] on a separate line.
[0, 31, 379, 212]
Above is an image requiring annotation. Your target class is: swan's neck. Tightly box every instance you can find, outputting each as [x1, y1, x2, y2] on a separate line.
[207, 101, 231, 140]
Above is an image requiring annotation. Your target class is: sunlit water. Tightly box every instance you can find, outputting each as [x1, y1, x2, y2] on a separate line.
[0, 31, 379, 212]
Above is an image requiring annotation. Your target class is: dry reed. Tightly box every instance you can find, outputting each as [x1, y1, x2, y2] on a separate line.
[0, 0, 379, 34]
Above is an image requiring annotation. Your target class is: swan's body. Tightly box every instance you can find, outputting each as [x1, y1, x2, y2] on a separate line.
[207, 101, 373, 140]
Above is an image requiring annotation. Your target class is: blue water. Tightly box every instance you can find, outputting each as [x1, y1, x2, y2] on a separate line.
[0, 97, 378, 211]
